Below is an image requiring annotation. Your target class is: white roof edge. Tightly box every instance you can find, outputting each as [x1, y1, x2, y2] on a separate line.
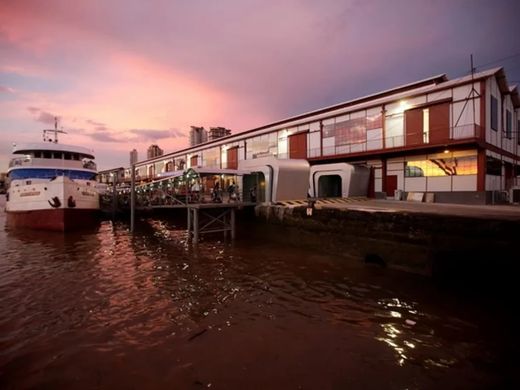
[12, 142, 95, 158]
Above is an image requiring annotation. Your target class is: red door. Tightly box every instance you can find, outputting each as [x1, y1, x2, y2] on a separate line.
[190, 155, 198, 167]
[289, 132, 307, 159]
[386, 175, 397, 197]
[227, 147, 238, 169]
[405, 108, 424, 146]
[429, 102, 450, 144]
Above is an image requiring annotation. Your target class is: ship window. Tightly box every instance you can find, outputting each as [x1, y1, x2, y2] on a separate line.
[34, 151, 42, 158]
[64, 152, 72, 160]
[72, 153, 79, 160]
[53, 152, 62, 159]
[43, 151, 52, 159]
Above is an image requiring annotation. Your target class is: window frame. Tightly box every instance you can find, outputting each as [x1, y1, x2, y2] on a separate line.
[490, 95, 498, 131]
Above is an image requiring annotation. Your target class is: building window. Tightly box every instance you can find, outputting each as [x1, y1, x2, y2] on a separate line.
[490, 95, 498, 131]
[505, 110, 512, 139]
[246, 133, 277, 159]
[423, 108, 430, 143]
[335, 117, 366, 145]
[486, 156, 501, 176]
[518, 120, 520, 145]
[366, 113, 382, 130]
[324, 116, 367, 145]
[405, 154, 477, 177]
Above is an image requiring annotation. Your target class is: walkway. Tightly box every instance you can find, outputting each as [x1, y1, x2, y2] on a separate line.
[275, 198, 520, 221]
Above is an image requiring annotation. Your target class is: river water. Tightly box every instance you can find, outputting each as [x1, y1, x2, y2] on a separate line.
[0, 196, 515, 389]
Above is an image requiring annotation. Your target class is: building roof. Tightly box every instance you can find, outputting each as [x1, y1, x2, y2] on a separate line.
[134, 67, 514, 167]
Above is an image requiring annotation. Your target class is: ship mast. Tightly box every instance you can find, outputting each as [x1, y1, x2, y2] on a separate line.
[43, 117, 67, 143]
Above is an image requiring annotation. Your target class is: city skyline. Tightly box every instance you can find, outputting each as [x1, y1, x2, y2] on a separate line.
[1, 0, 519, 171]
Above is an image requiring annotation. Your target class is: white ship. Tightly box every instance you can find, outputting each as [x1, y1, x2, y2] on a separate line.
[5, 120, 100, 231]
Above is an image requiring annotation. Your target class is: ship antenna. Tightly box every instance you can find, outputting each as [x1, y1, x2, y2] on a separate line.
[42, 116, 67, 143]
[54, 117, 58, 143]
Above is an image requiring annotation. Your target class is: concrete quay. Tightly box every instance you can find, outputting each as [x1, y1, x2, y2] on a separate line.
[254, 198, 520, 286]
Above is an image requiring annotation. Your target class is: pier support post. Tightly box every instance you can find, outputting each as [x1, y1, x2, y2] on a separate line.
[193, 208, 199, 244]
[231, 208, 236, 240]
[187, 207, 192, 235]
[223, 212, 229, 240]
[112, 171, 118, 219]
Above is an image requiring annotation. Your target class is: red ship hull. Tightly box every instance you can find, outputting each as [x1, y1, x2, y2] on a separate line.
[6, 208, 100, 232]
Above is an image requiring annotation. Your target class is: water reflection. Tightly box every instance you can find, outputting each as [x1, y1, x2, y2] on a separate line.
[0, 212, 511, 388]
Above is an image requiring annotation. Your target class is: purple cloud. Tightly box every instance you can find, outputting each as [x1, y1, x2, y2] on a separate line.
[27, 106, 60, 125]
[86, 119, 106, 127]
[88, 131, 122, 143]
[129, 128, 187, 140]
[36, 111, 58, 125]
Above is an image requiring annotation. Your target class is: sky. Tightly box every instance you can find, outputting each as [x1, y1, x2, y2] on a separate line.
[1, 0, 520, 171]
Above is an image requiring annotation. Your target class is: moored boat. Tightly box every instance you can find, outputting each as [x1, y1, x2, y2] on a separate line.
[5, 120, 100, 231]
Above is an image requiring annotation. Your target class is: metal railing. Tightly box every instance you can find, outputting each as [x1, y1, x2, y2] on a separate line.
[309, 124, 483, 158]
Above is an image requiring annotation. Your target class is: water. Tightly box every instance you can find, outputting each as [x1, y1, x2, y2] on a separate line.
[0, 196, 515, 389]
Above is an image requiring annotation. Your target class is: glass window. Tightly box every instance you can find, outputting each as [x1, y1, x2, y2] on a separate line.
[53, 152, 62, 159]
[423, 108, 430, 143]
[486, 156, 501, 176]
[323, 121, 335, 138]
[203, 147, 220, 168]
[322, 116, 367, 145]
[9, 168, 96, 180]
[64, 152, 72, 160]
[34, 151, 42, 158]
[247, 134, 272, 159]
[405, 155, 477, 177]
[518, 120, 520, 145]
[366, 112, 382, 130]
[491, 95, 498, 131]
[43, 151, 52, 159]
[505, 110, 512, 139]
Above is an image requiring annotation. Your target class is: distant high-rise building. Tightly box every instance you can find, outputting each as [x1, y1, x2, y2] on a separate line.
[147, 144, 164, 159]
[130, 149, 138, 165]
[189, 126, 208, 147]
[208, 127, 231, 141]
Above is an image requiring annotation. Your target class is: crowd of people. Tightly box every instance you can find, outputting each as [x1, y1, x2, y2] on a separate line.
[103, 177, 259, 208]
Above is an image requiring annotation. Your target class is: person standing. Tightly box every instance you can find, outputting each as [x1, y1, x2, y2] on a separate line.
[212, 181, 221, 202]
[249, 185, 257, 203]
[227, 181, 236, 203]
[191, 181, 201, 202]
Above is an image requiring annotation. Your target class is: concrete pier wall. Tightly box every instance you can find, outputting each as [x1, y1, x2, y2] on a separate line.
[254, 205, 519, 285]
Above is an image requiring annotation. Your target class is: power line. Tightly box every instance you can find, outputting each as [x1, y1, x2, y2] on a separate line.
[475, 51, 520, 70]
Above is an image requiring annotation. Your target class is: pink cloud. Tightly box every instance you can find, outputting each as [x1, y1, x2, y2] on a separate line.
[1, 0, 518, 172]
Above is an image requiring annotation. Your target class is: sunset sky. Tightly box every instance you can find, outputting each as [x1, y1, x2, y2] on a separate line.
[1, 0, 519, 170]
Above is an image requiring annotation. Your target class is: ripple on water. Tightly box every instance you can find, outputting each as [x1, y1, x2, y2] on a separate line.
[0, 214, 511, 388]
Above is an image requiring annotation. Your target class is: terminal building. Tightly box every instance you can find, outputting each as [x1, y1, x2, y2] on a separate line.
[122, 67, 519, 204]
